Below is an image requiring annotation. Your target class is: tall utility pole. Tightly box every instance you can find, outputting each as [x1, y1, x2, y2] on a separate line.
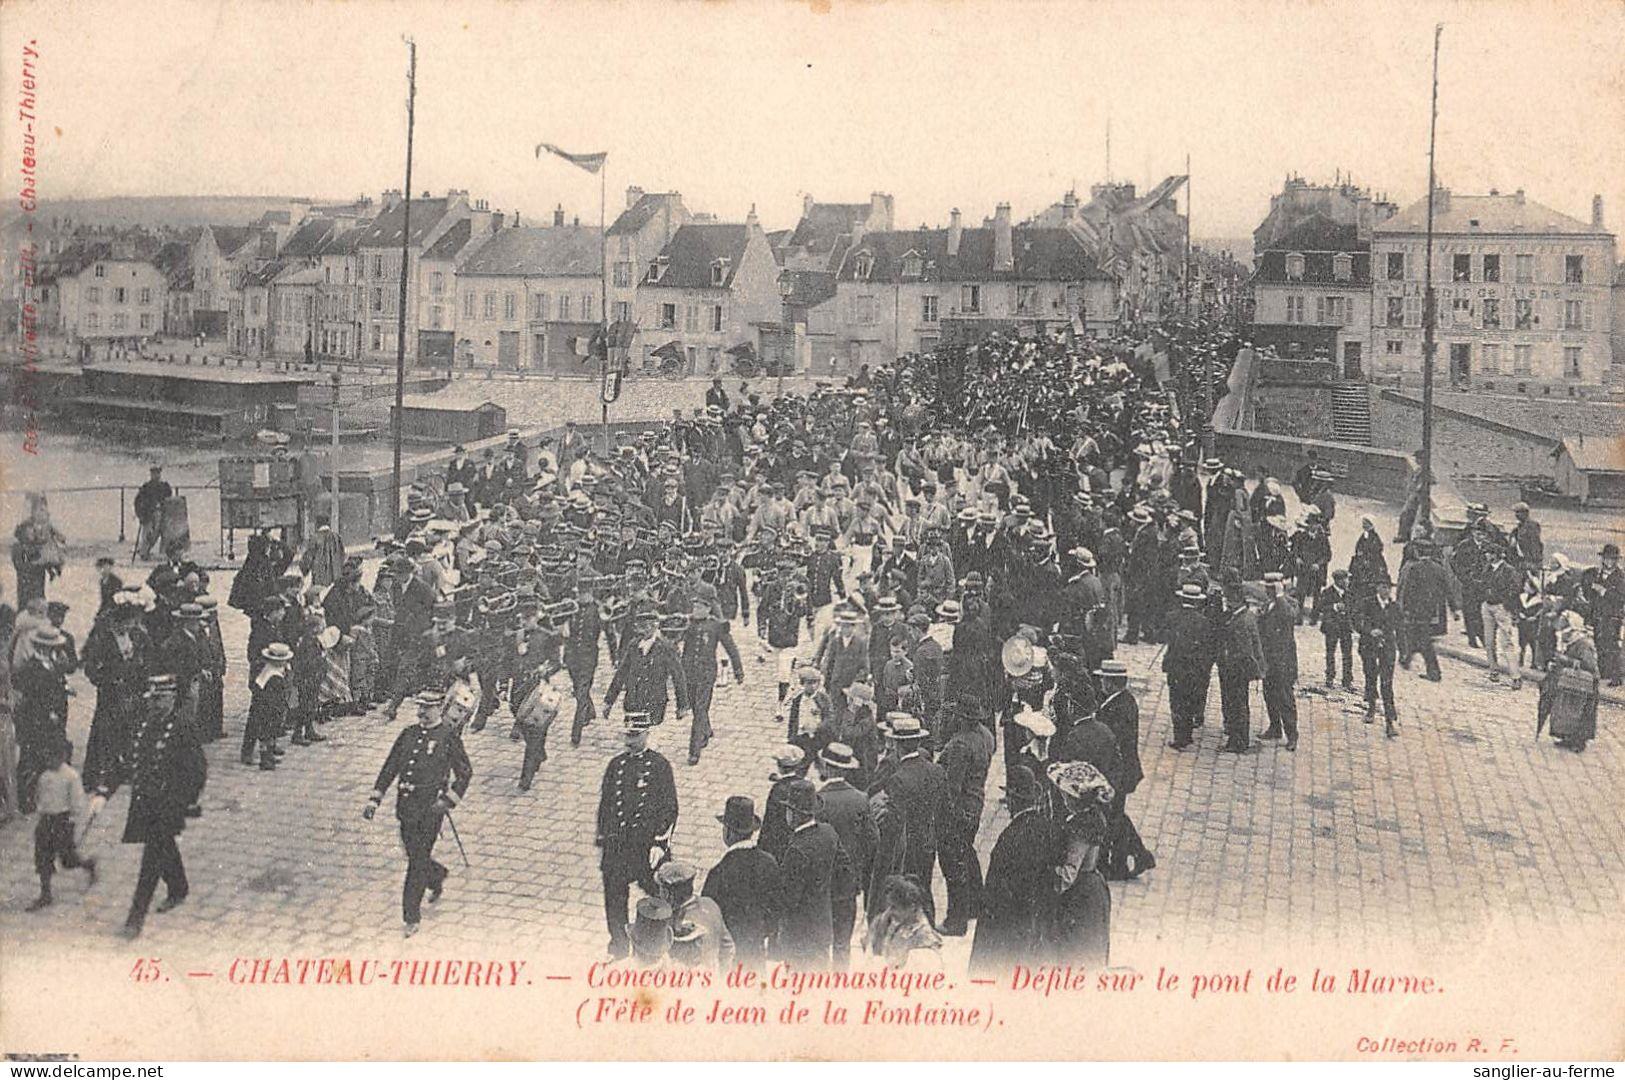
[598, 164, 609, 456]
[329, 372, 341, 529]
[390, 38, 417, 528]
[1419, 24, 1442, 529]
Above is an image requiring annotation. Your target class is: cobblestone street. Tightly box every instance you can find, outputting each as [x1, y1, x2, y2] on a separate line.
[2, 549, 1620, 975]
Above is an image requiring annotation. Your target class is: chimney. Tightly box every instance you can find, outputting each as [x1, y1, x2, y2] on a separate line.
[1434, 187, 1451, 216]
[554, 204, 566, 227]
[1513, 188, 1525, 205]
[870, 192, 895, 232]
[947, 208, 963, 258]
[993, 203, 1014, 273]
[1593, 195, 1605, 229]
[382, 189, 402, 211]
[1061, 190, 1078, 224]
[625, 186, 644, 210]
[491, 212, 505, 231]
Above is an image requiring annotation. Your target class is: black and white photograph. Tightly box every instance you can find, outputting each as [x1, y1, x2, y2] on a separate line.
[0, 0, 1621, 1063]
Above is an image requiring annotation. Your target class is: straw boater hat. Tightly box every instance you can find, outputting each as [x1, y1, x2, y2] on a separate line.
[769, 745, 807, 782]
[880, 713, 930, 741]
[818, 742, 862, 773]
[261, 642, 294, 664]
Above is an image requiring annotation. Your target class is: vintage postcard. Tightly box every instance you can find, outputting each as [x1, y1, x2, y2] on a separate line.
[0, 0, 1622, 1063]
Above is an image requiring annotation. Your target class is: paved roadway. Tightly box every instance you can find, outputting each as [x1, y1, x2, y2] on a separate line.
[0, 503, 1620, 974]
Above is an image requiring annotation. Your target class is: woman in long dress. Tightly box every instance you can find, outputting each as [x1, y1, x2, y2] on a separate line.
[1045, 760, 1113, 968]
[1538, 611, 1599, 752]
[11, 495, 65, 607]
[81, 598, 152, 790]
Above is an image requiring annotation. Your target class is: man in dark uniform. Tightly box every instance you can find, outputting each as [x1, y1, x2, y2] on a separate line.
[594, 712, 678, 959]
[1450, 506, 1492, 649]
[1163, 582, 1214, 749]
[935, 702, 994, 937]
[1585, 544, 1624, 685]
[812, 742, 877, 969]
[1256, 572, 1300, 750]
[566, 579, 605, 744]
[678, 595, 744, 766]
[133, 465, 173, 561]
[871, 713, 949, 920]
[1096, 659, 1154, 878]
[604, 609, 690, 729]
[364, 690, 474, 936]
[1215, 574, 1265, 754]
[1318, 568, 1356, 690]
[776, 778, 844, 972]
[1356, 578, 1402, 737]
[89, 674, 205, 939]
[1397, 537, 1450, 681]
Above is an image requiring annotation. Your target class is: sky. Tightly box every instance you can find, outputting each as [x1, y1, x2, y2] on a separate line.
[3, 0, 1623, 245]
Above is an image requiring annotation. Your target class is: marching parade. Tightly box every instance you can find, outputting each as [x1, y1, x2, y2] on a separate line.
[0, 319, 1615, 971]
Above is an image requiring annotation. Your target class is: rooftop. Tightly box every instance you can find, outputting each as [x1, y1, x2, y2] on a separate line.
[1560, 435, 1625, 473]
[352, 197, 455, 249]
[608, 192, 682, 237]
[1378, 191, 1609, 236]
[642, 223, 754, 289]
[834, 226, 1112, 283]
[457, 225, 601, 277]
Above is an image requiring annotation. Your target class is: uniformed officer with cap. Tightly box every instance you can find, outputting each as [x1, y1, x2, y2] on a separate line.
[363, 690, 473, 936]
[595, 711, 679, 959]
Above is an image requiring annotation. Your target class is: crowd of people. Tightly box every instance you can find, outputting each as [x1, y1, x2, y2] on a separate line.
[0, 319, 1614, 967]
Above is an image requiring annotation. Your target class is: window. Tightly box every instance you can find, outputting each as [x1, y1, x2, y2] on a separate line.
[1016, 284, 1038, 314]
[531, 293, 548, 320]
[901, 254, 923, 279]
[1452, 254, 1472, 282]
[649, 259, 666, 283]
[503, 292, 516, 320]
[1332, 253, 1353, 282]
[1405, 296, 1422, 328]
[1564, 300, 1583, 330]
[372, 287, 384, 313]
[711, 304, 724, 332]
[557, 294, 571, 320]
[1482, 298, 1500, 329]
[86, 312, 99, 329]
[856, 296, 878, 325]
[430, 306, 443, 330]
[1482, 342, 1501, 374]
[1515, 298, 1533, 330]
[463, 292, 475, 318]
[431, 271, 444, 296]
[1564, 347, 1582, 379]
[1482, 254, 1500, 282]
[683, 303, 697, 331]
[112, 313, 128, 330]
[372, 324, 382, 351]
[853, 254, 874, 281]
[94, 264, 106, 278]
[1513, 344, 1532, 374]
[922, 295, 939, 323]
[1386, 252, 1405, 281]
[1385, 339, 1404, 355]
[250, 295, 262, 316]
[1286, 295, 1305, 323]
[612, 301, 630, 321]
[582, 295, 595, 321]
[613, 262, 633, 288]
[372, 255, 384, 277]
[86, 286, 100, 303]
[711, 262, 727, 286]
[1515, 253, 1534, 283]
[961, 285, 981, 313]
[660, 303, 676, 330]
[1382, 296, 1403, 328]
[1325, 296, 1346, 324]
[1285, 253, 1305, 281]
[139, 287, 152, 304]
[1452, 298, 1473, 326]
[1565, 255, 1584, 284]
[483, 292, 496, 318]
[139, 313, 152, 330]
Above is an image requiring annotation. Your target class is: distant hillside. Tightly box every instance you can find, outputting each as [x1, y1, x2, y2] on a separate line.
[1, 194, 315, 232]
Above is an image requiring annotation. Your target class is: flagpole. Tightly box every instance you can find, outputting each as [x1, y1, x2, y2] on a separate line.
[600, 162, 610, 458]
[390, 38, 417, 529]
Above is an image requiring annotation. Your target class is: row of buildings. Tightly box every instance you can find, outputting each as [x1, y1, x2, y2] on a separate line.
[1248, 176, 1622, 392]
[23, 179, 1196, 376]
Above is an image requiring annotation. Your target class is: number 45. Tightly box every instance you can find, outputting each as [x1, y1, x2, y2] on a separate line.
[130, 958, 162, 983]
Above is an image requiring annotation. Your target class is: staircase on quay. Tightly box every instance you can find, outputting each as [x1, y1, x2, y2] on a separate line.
[1331, 382, 1372, 445]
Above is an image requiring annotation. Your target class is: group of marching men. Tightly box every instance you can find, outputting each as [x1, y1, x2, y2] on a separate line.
[6, 326, 1615, 961]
